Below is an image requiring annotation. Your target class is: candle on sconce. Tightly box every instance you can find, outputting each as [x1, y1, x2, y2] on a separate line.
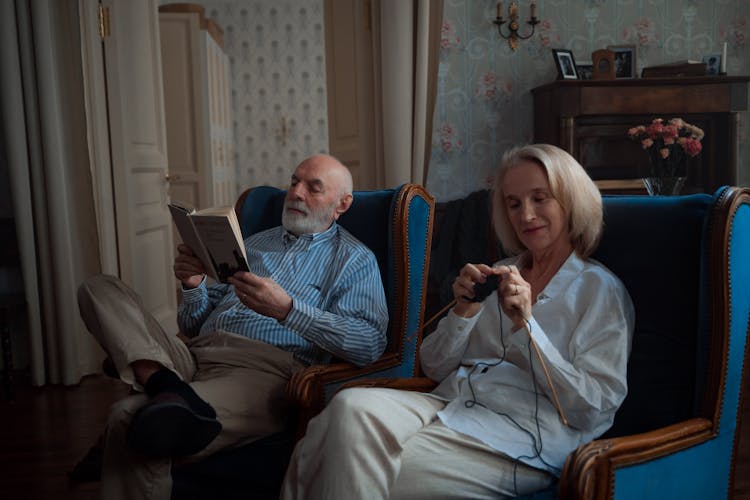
[721, 42, 727, 74]
[491, 0, 540, 51]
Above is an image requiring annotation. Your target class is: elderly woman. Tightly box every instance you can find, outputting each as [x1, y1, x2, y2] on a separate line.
[281, 144, 635, 499]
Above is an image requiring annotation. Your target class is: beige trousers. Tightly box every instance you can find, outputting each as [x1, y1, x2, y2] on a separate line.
[77, 274, 304, 500]
[281, 387, 555, 500]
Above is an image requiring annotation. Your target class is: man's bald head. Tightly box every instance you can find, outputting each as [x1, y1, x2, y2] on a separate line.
[282, 154, 354, 235]
[300, 154, 353, 197]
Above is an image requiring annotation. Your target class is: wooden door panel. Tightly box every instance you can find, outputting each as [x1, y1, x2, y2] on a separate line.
[103, 0, 177, 333]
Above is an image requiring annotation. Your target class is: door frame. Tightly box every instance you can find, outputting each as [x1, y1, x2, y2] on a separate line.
[78, 0, 178, 333]
[79, 0, 119, 276]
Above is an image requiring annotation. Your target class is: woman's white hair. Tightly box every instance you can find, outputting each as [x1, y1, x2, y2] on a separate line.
[491, 144, 603, 258]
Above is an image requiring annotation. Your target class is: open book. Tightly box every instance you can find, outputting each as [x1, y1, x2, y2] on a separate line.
[168, 202, 249, 283]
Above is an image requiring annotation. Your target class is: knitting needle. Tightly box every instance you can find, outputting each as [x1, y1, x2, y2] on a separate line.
[522, 319, 568, 426]
[414, 297, 569, 426]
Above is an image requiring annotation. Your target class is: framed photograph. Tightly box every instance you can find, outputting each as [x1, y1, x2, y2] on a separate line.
[576, 62, 593, 80]
[702, 53, 722, 75]
[592, 49, 615, 80]
[607, 45, 636, 79]
[552, 49, 578, 80]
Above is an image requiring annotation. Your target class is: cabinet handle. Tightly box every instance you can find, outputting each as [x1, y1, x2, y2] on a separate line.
[165, 173, 181, 182]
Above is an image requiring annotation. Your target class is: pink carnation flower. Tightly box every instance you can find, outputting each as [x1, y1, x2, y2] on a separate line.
[683, 138, 702, 156]
[627, 117, 705, 177]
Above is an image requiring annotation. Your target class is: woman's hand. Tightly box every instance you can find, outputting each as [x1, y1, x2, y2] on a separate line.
[173, 244, 206, 289]
[451, 263, 499, 318]
[496, 264, 532, 331]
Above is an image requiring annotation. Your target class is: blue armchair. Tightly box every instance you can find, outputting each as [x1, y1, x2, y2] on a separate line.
[235, 183, 435, 433]
[171, 183, 435, 499]
[557, 186, 750, 499]
[344, 186, 750, 500]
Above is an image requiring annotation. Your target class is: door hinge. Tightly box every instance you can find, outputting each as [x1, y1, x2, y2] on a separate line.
[98, 5, 110, 40]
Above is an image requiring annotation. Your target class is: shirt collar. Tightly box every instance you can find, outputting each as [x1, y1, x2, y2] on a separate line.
[523, 251, 584, 303]
[282, 222, 339, 247]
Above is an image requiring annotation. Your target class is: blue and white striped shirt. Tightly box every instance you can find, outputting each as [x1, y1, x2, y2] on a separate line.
[178, 222, 388, 366]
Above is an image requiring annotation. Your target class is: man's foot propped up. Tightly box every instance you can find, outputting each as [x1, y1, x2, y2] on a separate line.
[127, 369, 222, 457]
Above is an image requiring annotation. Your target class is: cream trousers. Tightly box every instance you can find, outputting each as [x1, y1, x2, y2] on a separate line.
[281, 387, 555, 500]
[78, 274, 304, 500]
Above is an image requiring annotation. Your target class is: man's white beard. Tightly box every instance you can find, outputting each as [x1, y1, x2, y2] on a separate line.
[282, 200, 336, 235]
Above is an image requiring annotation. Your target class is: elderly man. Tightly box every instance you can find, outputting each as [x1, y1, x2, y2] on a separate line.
[77, 154, 388, 500]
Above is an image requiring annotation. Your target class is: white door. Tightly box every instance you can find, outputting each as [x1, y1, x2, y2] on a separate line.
[324, 0, 377, 189]
[86, 0, 178, 333]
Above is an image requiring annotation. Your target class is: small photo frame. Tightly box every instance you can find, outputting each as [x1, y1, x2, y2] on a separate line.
[592, 49, 615, 80]
[703, 53, 722, 75]
[607, 45, 636, 78]
[576, 62, 593, 80]
[552, 49, 578, 80]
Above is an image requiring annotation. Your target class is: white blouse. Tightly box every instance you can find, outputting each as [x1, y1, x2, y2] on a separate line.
[420, 252, 635, 474]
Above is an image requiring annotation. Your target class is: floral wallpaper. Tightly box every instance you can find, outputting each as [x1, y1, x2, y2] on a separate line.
[176, 0, 329, 191]
[167, 0, 749, 200]
[425, 0, 750, 201]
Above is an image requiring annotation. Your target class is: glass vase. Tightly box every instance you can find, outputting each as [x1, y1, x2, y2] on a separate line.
[642, 176, 686, 196]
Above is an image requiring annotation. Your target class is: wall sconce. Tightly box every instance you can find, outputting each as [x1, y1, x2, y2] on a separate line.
[493, 1, 539, 51]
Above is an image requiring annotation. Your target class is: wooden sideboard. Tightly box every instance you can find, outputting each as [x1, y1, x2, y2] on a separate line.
[532, 76, 749, 194]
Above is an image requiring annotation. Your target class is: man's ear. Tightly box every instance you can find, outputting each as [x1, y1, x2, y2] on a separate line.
[333, 193, 353, 220]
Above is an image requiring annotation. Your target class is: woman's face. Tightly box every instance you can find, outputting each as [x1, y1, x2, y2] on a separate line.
[502, 159, 569, 256]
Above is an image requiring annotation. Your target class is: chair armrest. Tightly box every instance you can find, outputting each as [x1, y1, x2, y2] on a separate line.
[559, 417, 713, 500]
[339, 376, 438, 392]
[287, 353, 411, 437]
[287, 353, 401, 409]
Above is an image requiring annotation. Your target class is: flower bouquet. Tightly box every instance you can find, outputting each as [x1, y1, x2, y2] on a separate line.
[627, 118, 704, 195]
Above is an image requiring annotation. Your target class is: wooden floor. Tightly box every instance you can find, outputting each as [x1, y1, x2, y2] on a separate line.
[0, 370, 749, 499]
[0, 373, 130, 500]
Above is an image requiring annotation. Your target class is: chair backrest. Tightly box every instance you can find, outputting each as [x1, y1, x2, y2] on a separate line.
[235, 184, 435, 376]
[593, 192, 714, 437]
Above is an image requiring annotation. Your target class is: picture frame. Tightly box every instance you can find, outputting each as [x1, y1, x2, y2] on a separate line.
[576, 62, 594, 80]
[592, 49, 615, 80]
[607, 45, 636, 79]
[552, 49, 578, 80]
[702, 53, 722, 75]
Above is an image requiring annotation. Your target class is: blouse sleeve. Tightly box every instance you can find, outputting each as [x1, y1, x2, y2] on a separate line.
[510, 270, 635, 431]
[420, 308, 482, 382]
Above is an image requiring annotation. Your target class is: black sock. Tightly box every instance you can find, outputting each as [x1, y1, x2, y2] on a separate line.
[144, 369, 216, 419]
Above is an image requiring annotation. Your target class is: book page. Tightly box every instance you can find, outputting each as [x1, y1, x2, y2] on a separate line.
[168, 203, 219, 282]
[194, 206, 248, 262]
[190, 211, 249, 283]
